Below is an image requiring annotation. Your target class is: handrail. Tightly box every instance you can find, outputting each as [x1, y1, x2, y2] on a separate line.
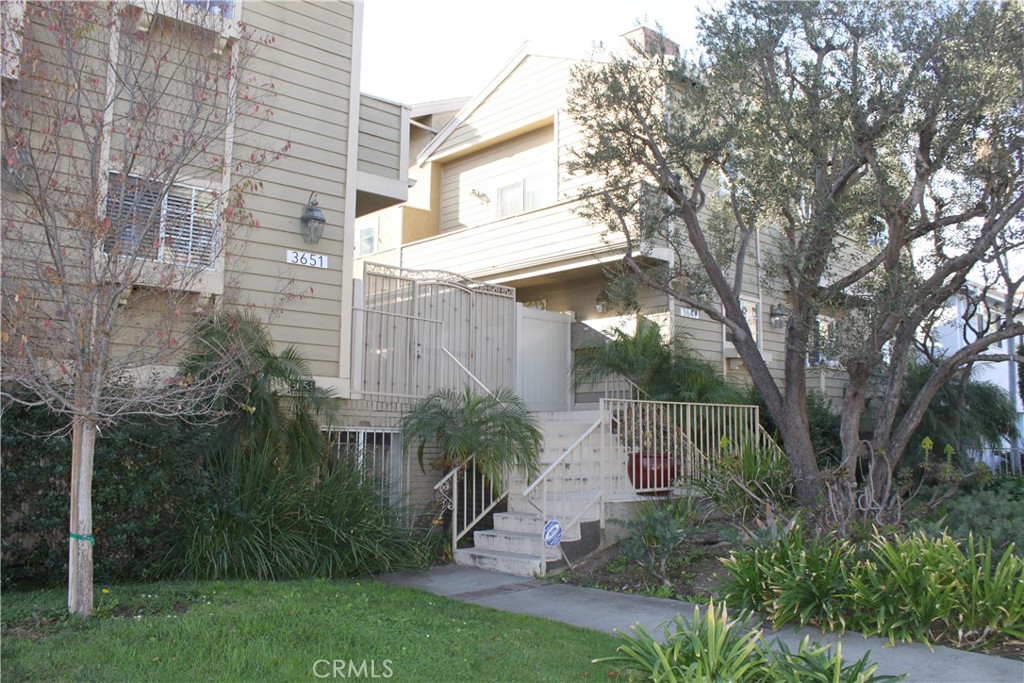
[441, 347, 493, 396]
[432, 458, 508, 549]
[433, 464, 459, 494]
[522, 418, 601, 497]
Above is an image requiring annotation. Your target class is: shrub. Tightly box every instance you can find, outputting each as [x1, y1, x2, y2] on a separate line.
[1, 399, 209, 588]
[695, 441, 794, 522]
[165, 312, 433, 580]
[914, 476, 1024, 554]
[948, 535, 1024, 647]
[721, 523, 852, 632]
[596, 601, 900, 683]
[846, 532, 961, 644]
[166, 445, 428, 580]
[617, 495, 707, 588]
[597, 602, 766, 682]
[723, 524, 1024, 649]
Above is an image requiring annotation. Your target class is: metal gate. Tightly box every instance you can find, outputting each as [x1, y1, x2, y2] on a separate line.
[357, 263, 516, 398]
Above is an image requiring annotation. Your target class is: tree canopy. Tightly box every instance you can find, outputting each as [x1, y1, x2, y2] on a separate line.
[568, 0, 1024, 514]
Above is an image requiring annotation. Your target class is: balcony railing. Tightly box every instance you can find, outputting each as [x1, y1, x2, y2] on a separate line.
[400, 199, 631, 281]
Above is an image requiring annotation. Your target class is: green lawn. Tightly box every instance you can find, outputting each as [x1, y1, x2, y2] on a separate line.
[2, 579, 621, 682]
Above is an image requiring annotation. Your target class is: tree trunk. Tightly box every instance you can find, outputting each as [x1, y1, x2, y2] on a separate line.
[778, 390, 822, 505]
[68, 415, 96, 616]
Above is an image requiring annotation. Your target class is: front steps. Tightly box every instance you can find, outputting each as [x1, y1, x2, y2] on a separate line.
[453, 411, 608, 577]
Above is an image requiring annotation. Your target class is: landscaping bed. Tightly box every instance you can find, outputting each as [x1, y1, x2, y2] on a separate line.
[553, 524, 1024, 663]
[553, 531, 732, 603]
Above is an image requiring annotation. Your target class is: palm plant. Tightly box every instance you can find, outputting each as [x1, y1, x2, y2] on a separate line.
[400, 387, 542, 488]
[899, 361, 1018, 469]
[180, 310, 337, 466]
[572, 316, 743, 404]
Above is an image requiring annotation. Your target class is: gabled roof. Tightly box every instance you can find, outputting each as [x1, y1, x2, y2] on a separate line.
[415, 40, 596, 166]
[410, 97, 471, 118]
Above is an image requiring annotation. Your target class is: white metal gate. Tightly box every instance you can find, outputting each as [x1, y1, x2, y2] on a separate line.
[516, 305, 572, 412]
[358, 263, 517, 398]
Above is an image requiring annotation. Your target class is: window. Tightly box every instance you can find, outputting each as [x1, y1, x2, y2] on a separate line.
[181, 0, 234, 17]
[357, 215, 380, 257]
[809, 316, 839, 368]
[325, 429, 403, 505]
[726, 298, 760, 348]
[496, 175, 552, 218]
[105, 173, 217, 269]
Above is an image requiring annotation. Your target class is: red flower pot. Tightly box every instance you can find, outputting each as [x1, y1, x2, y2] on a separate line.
[627, 452, 679, 494]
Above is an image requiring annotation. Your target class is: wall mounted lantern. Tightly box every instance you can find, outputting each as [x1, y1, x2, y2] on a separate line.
[769, 303, 788, 329]
[300, 191, 326, 244]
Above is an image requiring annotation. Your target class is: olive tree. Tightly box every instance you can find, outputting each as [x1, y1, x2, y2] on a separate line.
[568, 0, 1024, 518]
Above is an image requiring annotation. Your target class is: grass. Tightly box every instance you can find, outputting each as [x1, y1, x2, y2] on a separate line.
[2, 579, 621, 682]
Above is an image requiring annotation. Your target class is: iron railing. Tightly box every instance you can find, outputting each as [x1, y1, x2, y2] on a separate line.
[433, 458, 507, 550]
[519, 398, 773, 569]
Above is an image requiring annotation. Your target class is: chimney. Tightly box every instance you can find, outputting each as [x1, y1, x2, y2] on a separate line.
[620, 26, 680, 58]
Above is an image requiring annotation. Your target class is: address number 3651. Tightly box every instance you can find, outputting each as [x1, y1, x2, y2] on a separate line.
[286, 250, 328, 269]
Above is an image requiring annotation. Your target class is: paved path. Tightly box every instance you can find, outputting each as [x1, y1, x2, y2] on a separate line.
[380, 564, 1024, 683]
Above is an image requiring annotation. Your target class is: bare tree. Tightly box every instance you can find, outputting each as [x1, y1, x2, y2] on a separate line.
[1, 1, 280, 615]
[568, 1, 1024, 517]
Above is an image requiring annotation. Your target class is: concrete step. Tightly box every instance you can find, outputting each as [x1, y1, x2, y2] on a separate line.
[473, 529, 561, 559]
[493, 510, 544, 533]
[453, 547, 545, 577]
[531, 410, 602, 422]
[491, 509, 582, 541]
[507, 492, 602, 524]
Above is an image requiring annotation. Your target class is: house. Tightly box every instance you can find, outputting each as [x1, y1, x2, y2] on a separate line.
[1, 1, 409, 480]
[0, 9, 812, 576]
[344, 30, 818, 574]
[930, 286, 1024, 474]
[354, 30, 851, 412]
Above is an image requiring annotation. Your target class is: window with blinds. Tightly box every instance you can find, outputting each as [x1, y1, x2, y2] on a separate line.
[104, 173, 217, 269]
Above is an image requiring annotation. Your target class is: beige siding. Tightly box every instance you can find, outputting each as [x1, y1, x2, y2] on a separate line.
[400, 197, 624, 281]
[432, 55, 574, 158]
[439, 126, 555, 231]
[229, 0, 355, 378]
[358, 95, 403, 180]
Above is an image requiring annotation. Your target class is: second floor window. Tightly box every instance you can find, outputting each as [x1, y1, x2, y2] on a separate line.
[104, 172, 217, 269]
[809, 315, 838, 368]
[726, 298, 760, 348]
[496, 175, 552, 218]
[182, 0, 234, 17]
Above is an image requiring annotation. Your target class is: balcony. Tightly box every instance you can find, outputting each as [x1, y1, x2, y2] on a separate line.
[396, 198, 656, 283]
[356, 95, 410, 217]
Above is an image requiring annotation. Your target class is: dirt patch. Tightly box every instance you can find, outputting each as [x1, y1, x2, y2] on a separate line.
[553, 534, 733, 603]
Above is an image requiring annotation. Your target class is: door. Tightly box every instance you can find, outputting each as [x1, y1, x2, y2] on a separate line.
[516, 305, 572, 412]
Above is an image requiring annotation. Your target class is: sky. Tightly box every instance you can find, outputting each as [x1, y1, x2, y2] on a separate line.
[360, 0, 715, 105]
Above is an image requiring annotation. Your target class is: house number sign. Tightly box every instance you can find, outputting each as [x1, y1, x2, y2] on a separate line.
[286, 249, 328, 269]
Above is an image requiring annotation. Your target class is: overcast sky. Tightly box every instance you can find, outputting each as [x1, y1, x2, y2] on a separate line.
[360, 0, 715, 105]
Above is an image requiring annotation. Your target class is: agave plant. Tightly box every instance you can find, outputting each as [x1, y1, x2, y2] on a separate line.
[400, 387, 542, 488]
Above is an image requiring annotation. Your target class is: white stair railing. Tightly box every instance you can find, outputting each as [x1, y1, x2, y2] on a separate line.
[433, 458, 508, 551]
[603, 399, 765, 492]
[521, 416, 607, 540]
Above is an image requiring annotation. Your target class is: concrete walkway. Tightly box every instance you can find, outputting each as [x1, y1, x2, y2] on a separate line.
[379, 564, 1024, 683]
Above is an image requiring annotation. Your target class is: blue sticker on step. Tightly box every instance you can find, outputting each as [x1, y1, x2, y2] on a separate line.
[543, 520, 563, 547]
